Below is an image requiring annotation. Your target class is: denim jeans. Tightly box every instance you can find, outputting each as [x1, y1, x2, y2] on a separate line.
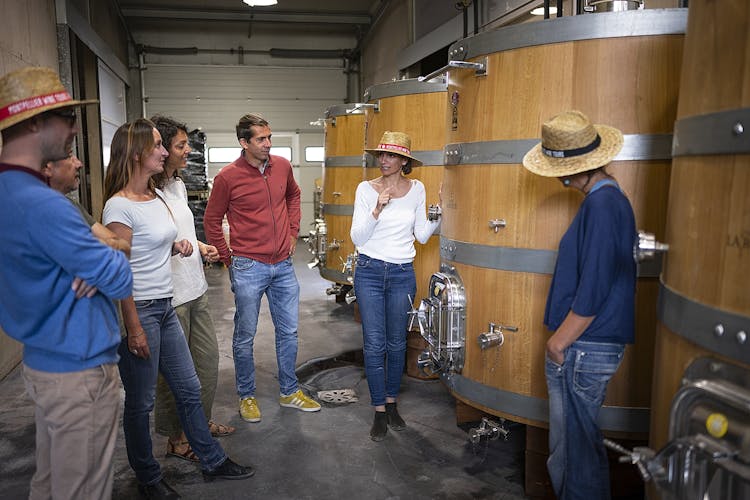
[155, 292, 219, 437]
[229, 256, 300, 398]
[353, 254, 416, 407]
[118, 298, 226, 485]
[545, 340, 625, 500]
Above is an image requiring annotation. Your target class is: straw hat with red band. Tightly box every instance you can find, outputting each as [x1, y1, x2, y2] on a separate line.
[522, 110, 623, 177]
[365, 131, 423, 166]
[0, 66, 98, 131]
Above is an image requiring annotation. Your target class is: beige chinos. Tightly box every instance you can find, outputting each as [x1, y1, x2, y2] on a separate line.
[23, 363, 120, 500]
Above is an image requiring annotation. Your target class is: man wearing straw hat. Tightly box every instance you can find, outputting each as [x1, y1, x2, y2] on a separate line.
[522, 110, 636, 500]
[0, 66, 133, 500]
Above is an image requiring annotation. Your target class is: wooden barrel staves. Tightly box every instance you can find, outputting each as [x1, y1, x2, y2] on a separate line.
[363, 78, 447, 311]
[435, 9, 686, 434]
[649, 1, 750, 452]
[318, 104, 366, 286]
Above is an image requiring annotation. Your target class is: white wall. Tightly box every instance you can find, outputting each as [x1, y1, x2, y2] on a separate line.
[143, 64, 336, 233]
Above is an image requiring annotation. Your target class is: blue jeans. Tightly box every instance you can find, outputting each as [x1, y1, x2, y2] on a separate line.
[118, 298, 226, 485]
[545, 340, 624, 500]
[353, 254, 416, 407]
[229, 256, 300, 398]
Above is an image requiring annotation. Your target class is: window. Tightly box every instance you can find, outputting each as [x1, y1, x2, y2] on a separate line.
[271, 147, 292, 161]
[208, 147, 241, 163]
[305, 146, 325, 162]
[207, 146, 292, 163]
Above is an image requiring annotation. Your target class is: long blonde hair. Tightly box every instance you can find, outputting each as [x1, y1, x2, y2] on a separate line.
[104, 118, 158, 201]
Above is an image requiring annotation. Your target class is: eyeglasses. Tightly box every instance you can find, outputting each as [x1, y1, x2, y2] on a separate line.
[47, 108, 78, 125]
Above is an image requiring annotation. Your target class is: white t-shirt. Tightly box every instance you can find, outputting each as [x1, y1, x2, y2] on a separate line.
[103, 191, 177, 301]
[162, 177, 208, 307]
[350, 179, 439, 264]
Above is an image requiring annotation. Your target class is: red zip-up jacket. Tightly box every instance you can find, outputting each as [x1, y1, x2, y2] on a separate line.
[204, 153, 301, 266]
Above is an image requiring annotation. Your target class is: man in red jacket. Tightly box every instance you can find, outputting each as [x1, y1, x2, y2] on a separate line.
[204, 113, 320, 423]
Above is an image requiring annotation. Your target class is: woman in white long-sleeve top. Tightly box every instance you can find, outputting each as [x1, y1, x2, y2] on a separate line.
[350, 131, 441, 442]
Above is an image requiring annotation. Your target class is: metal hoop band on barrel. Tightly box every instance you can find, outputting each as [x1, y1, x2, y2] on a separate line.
[442, 373, 650, 433]
[319, 267, 352, 284]
[673, 108, 750, 156]
[447, 9, 687, 61]
[444, 134, 673, 166]
[325, 155, 371, 167]
[321, 204, 354, 216]
[440, 236, 661, 278]
[658, 282, 750, 366]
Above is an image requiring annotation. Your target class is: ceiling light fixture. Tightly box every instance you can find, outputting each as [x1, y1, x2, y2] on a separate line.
[243, 0, 278, 6]
[530, 6, 558, 15]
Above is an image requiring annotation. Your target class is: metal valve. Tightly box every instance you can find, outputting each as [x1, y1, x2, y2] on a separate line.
[468, 417, 509, 443]
[478, 322, 518, 350]
[635, 230, 669, 261]
[604, 438, 655, 482]
[488, 219, 507, 233]
[340, 255, 354, 274]
[427, 204, 442, 221]
[328, 238, 341, 251]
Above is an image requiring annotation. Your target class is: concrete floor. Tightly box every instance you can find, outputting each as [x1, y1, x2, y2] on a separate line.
[0, 243, 530, 499]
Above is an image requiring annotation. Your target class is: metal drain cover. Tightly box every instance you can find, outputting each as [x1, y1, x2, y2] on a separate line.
[317, 389, 358, 404]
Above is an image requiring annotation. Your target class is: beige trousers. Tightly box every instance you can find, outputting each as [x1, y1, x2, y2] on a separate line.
[23, 363, 120, 500]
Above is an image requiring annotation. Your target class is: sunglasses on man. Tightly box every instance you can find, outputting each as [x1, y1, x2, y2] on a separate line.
[46, 108, 78, 125]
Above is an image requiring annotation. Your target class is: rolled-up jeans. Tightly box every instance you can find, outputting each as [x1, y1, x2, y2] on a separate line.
[229, 256, 300, 398]
[118, 297, 226, 485]
[545, 340, 624, 500]
[353, 254, 416, 407]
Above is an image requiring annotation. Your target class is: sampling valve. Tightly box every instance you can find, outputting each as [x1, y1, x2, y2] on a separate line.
[478, 322, 518, 350]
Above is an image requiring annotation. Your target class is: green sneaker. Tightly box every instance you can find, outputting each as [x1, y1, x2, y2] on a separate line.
[239, 396, 261, 422]
[279, 389, 321, 412]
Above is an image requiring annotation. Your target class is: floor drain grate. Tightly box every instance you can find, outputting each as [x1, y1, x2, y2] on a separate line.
[317, 389, 358, 404]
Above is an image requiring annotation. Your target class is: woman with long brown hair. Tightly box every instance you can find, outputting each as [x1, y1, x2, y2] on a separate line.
[103, 118, 252, 498]
[150, 115, 234, 463]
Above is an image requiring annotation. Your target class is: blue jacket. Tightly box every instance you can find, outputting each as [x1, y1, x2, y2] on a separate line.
[0, 166, 133, 372]
[544, 183, 637, 344]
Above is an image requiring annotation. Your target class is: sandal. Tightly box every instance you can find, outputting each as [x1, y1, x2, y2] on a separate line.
[166, 440, 199, 463]
[208, 420, 236, 437]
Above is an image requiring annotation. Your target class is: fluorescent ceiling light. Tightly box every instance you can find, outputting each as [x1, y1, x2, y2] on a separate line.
[243, 0, 278, 6]
[531, 6, 558, 15]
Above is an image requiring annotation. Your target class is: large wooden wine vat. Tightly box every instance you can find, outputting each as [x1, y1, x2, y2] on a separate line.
[433, 9, 686, 433]
[319, 104, 366, 285]
[363, 78, 447, 307]
[649, 1, 750, 451]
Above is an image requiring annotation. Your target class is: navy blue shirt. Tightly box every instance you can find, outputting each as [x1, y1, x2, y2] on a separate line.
[544, 181, 636, 344]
